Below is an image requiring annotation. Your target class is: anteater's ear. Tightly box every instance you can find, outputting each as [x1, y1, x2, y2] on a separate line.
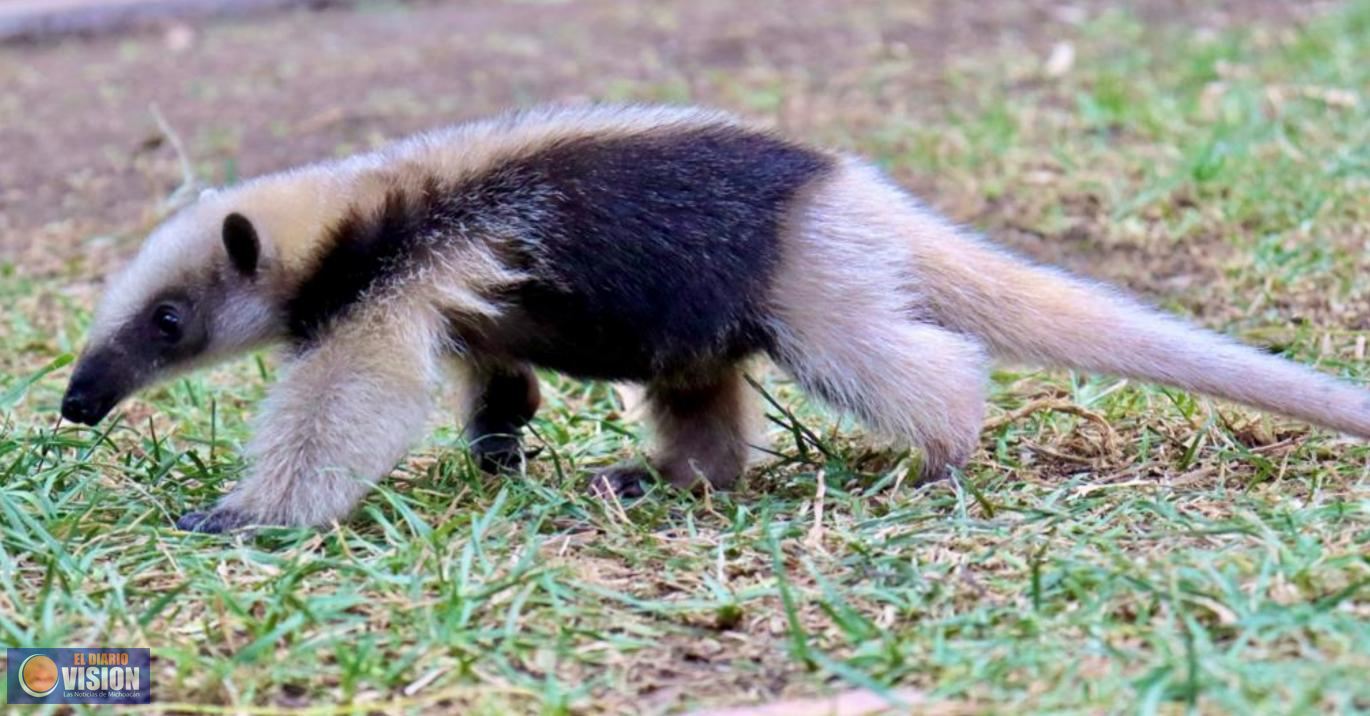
[222, 213, 260, 277]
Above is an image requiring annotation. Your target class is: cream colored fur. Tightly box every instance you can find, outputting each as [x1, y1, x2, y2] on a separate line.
[205, 227, 529, 526]
[221, 296, 445, 525]
[768, 158, 990, 476]
[769, 156, 1370, 479]
[915, 230, 1370, 438]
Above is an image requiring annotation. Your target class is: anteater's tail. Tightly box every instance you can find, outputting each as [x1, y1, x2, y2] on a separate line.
[922, 234, 1370, 438]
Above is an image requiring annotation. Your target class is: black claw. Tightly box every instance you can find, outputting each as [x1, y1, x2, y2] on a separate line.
[470, 434, 527, 475]
[175, 511, 208, 531]
[587, 464, 655, 500]
[176, 508, 248, 533]
[477, 452, 517, 474]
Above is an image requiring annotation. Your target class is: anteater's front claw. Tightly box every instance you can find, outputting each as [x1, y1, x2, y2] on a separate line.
[586, 463, 656, 500]
[175, 508, 250, 534]
[471, 434, 527, 475]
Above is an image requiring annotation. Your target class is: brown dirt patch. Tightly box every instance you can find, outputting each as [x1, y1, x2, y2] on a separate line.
[0, 0, 1313, 261]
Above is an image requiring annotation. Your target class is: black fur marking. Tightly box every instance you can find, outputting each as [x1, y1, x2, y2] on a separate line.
[461, 125, 833, 380]
[292, 121, 832, 373]
[62, 287, 213, 425]
[465, 364, 541, 473]
[287, 183, 432, 341]
[222, 213, 260, 276]
[287, 170, 543, 342]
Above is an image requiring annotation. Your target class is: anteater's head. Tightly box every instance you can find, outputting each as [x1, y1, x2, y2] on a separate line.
[61, 190, 290, 426]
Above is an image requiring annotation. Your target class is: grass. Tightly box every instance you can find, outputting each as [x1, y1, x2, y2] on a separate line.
[2, 2, 1370, 713]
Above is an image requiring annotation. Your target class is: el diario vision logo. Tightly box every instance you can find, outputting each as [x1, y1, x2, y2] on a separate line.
[6, 648, 151, 705]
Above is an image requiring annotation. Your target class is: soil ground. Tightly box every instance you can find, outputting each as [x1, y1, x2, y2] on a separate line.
[0, 0, 1304, 257]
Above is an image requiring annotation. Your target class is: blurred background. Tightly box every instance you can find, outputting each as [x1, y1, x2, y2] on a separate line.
[3, 1, 1344, 281]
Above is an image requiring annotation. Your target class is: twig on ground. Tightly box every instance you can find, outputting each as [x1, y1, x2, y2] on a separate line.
[149, 102, 201, 212]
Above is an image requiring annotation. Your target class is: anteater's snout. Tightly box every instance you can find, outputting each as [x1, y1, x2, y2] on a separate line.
[61, 356, 129, 426]
[61, 383, 113, 426]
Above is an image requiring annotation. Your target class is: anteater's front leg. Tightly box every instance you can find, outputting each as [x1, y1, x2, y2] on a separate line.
[457, 362, 541, 474]
[177, 316, 441, 532]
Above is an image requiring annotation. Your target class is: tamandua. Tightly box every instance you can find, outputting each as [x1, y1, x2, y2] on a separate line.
[59, 104, 1370, 531]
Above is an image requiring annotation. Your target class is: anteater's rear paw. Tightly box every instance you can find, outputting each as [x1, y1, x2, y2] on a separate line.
[586, 463, 655, 500]
[917, 443, 974, 484]
[176, 508, 250, 534]
[916, 460, 953, 485]
[470, 435, 526, 474]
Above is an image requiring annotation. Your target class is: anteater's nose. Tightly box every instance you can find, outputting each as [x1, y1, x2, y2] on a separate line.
[61, 351, 129, 426]
[61, 391, 100, 425]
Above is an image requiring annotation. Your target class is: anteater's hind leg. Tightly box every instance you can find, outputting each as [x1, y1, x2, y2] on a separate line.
[767, 158, 990, 479]
[769, 321, 988, 479]
[589, 370, 759, 498]
[455, 362, 541, 474]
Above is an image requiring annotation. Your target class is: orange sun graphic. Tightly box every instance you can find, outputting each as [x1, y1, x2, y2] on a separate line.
[19, 655, 59, 698]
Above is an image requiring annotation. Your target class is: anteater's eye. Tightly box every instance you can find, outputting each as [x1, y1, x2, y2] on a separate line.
[152, 305, 182, 341]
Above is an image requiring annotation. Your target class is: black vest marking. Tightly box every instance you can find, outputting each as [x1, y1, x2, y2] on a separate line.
[287, 182, 432, 341]
[291, 121, 833, 377]
[286, 170, 538, 342]
[467, 125, 833, 380]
